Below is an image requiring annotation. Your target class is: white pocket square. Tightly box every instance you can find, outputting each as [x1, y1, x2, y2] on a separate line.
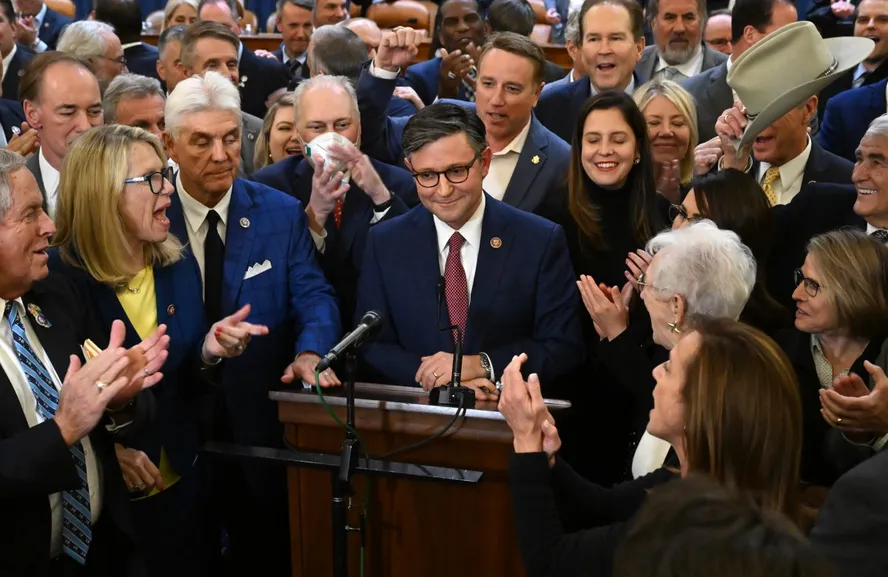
[244, 259, 272, 280]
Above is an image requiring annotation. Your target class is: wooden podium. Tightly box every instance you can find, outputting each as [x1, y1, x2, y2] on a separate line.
[273, 384, 569, 577]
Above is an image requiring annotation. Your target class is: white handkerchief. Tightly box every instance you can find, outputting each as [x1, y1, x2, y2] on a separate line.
[244, 259, 272, 280]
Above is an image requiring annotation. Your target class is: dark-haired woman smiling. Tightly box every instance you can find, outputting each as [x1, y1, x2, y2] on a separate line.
[537, 91, 669, 484]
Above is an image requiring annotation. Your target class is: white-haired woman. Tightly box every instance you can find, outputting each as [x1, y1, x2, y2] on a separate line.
[578, 220, 757, 477]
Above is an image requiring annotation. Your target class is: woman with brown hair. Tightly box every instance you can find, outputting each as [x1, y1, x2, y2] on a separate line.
[501, 316, 804, 577]
[776, 228, 888, 486]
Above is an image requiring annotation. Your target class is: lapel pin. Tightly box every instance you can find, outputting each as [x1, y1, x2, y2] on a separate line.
[531, 155, 540, 165]
[240, 217, 250, 228]
[490, 237, 502, 249]
[247, 133, 256, 142]
[167, 304, 176, 316]
[27, 303, 51, 328]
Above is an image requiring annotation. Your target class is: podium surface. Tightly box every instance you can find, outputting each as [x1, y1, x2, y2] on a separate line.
[273, 383, 569, 577]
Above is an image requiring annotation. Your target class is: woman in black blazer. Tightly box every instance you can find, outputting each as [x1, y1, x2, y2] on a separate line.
[501, 317, 806, 577]
[776, 229, 888, 486]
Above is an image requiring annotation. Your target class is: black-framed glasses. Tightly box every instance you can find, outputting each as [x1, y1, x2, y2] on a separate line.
[124, 166, 174, 194]
[794, 268, 821, 297]
[668, 203, 701, 224]
[410, 153, 480, 188]
[99, 54, 127, 66]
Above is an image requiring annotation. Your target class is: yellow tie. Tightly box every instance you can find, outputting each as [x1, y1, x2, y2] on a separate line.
[761, 167, 780, 206]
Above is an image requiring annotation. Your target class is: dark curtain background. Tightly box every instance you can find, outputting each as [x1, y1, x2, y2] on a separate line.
[73, 0, 279, 33]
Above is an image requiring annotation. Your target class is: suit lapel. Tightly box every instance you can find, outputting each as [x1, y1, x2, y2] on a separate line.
[412, 209, 454, 353]
[466, 197, 511, 350]
[336, 186, 371, 256]
[502, 118, 547, 209]
[91, 284, 139, 349]
[222, 180, 257, 315]
[22, 287, 80, 379]
[27, 152, 47, 213]
[803, 141, 827, 185]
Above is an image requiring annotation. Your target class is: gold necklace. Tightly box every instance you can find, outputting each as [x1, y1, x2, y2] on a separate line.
[126, 269, 148, 294]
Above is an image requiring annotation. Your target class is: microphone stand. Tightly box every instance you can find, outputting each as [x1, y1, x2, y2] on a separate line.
[332, 351, 360, 577]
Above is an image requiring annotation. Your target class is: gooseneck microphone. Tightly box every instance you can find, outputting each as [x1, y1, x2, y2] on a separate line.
[317, 310, 384, 373]
[431, 277, 475, 408]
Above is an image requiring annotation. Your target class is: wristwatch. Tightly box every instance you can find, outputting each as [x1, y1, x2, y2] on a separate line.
[373, 195, 395, 212]
[479, 352, 493, 382]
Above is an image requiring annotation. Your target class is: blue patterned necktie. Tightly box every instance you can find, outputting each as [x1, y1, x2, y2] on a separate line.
[5, 301, 92, 564]
[462, 66, 477, 103]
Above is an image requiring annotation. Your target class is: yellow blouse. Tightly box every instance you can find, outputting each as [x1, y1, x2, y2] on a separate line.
[116, 267, 181, 499]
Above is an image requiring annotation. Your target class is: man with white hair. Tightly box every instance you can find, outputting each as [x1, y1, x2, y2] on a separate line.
[56, 20, 127, 94]
[252, 75, 415, 329]
[103, 74, 166, 141]
[163, 71, 339, 576]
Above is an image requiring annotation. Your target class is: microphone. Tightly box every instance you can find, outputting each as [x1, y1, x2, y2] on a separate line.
[317, 310, 384, 373]
[431, 277, 474, 408]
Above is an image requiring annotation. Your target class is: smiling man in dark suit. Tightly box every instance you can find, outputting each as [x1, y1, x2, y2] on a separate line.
[0, 148, 169, 576]
[272, 0, 313, 84]
[197, 0, 292, 119]
[13, 0, 72, 52]
[354, 103, 583, 396]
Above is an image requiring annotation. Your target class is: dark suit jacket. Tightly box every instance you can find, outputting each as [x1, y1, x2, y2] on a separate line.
[543, 60, 566, 84]
[681, 61, 732, 143]
[748, 140, 852, 195]
[3, 44, 33, 100]
[354, 195, 585, 386]
[404, 57, 473, 106]
[810, 447, 888, 577]
[168, 178, 340, 459]
[25, 149, 47, 213]
[123, 42, 160, 80]
[817, 60, 888, 122]
[535, 75, 640, 144]
[819, 76, 887, 163]
[251, 154, 413, 329]
[0, 98, 25, 143]
[38, 7, 72, 50]
[238, 45, 292, 120]
[807, 0, 858, 38]
[634, 44, 727, 84]
[356, 69, 571, 213]
[0, 273, 146, 576]
[48, 250, 209, 475]
[273, 45, 311, 81]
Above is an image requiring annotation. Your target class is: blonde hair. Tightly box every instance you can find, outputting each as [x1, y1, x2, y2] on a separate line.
[53, 125, 183, 287]
[254, 92, 297, 171]
[634, 79, 699, 186]
[163, 0, 199, 29]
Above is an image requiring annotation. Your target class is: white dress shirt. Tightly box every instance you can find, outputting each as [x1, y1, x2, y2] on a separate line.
[868, 223, 888, 237]
[280, 43, 307, 68]
[38, 148, 60, 219]
[433, 194, 486, 304]
[1, 43, 16, 81]
[654, 45, 705, 79]
[0, 298, 103, 556]
[308, 191, 390, 253]
[756, 136, 812, 206]
[725, 55, 739, 103]
[483, 120, 532, 201]
[591, 76, 635, 98]
[176, 173, 232, 296]
[30, 2, 49, 53]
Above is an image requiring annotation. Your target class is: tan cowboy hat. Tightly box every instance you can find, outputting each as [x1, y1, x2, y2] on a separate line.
[726, 21, 873, 151]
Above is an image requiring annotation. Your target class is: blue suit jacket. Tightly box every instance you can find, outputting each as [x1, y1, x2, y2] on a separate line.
[819, 77, 887, 163]
[356, 68, 570, 212]
[39, 7, 72, 50]
[2, 45, 32, 100]
[354, 196, 584, 386]
[404, 57, 472, 106]
[123, 42, 160, 80]
[0, 98, 25, 143]
[168, 178, 341, 448]
[48, 249, 208, 474]
[535, 75, 595, 144]
[238, 45, 292, 119]
[251, 155, 413, 329]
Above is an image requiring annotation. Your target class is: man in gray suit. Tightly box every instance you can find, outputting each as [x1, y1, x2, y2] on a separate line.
[20, 52, 104, 219]
[635, 0, 727, 84]
[682, 0, 798, 142]
[175, 21, 263, 176]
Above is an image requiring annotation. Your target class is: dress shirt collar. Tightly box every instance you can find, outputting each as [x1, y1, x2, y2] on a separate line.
[279, 42, 307, 65]
[1, 44, 16, 81]
[590, 75, 635, 97]
[434, 193, 486, 256]
[120, 41, 142, 50]
[867, 222, 888, 236]
[237, 41, 243, 62]
[758, 136, 811, 192]
[655, 45, 704, 78]
[493, 119, 532, 157]
[33, 2, 47, 25]
[567, 69, 575, 82]
[38, 146, 59, 184]
[175, 172, 232, 236]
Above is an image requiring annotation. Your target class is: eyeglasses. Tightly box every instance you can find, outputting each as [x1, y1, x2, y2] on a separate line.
[794, 268, 821, 298]
[410, 154, 480, 188]
[668, 203, 701, 224]
[637, 272, 651, 291]
[99, 54, 127, 66]
[124, 167, 174, 194]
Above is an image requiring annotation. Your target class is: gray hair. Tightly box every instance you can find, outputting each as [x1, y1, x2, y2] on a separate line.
[0, 150, 28, 220]
[646, 219, 756, 319]
[57, 20, 117, 60]
[158, 23, 188, 57]
[309, 24, 367, 79]
[647, 0, 708, 24]
[103, 74, 166, 123]
[865, 113, 888, 140]
[402, 102, 487, 157]
[565, 9, 581, 45]
[278, 0, 315, 11]
[165, 70, 243, 139]
[292, 75, 359, 125]
[197, 0, 238, 19]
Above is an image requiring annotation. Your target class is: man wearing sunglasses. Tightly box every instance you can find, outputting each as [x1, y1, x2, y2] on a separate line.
[56, 20, 128, 95]
[353, 103, 583, 397]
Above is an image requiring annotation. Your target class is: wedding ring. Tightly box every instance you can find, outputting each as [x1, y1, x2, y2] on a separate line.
[433, 371, 440, 379]
[96, 381, 108, 391]
[722, 113, 730, 124]
[837, 417, 843, 424]
[143, 367, 151, 377]
[447, 71, 456, 80]
[130, 482, 145, 492]
[235, 342, 245, 353]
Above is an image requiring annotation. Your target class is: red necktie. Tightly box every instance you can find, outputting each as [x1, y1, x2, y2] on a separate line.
[445, 232, 468, 343]
[334, 198, 344, 229]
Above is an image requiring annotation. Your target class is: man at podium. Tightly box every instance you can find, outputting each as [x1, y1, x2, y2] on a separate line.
[354, 103, 583, 395]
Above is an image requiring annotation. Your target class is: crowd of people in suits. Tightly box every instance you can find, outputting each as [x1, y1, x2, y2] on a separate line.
[1, 0, 888, 575]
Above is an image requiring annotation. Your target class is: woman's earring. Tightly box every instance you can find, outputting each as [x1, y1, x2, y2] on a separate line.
[634, 158, 640, 165]
[667, 322, 682, 334]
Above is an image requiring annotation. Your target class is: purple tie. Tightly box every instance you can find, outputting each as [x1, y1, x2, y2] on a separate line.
[444, 232, 468, 343]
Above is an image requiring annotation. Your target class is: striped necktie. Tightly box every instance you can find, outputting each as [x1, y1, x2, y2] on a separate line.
[871, 229, 888, 243]
[5, 302, 92, 564]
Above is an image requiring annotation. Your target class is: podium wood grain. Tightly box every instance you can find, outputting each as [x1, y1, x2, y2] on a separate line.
[277, 389, 524, 577]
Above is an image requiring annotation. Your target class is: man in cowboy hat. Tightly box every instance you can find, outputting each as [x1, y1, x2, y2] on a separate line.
[715, 21, 869, 206]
